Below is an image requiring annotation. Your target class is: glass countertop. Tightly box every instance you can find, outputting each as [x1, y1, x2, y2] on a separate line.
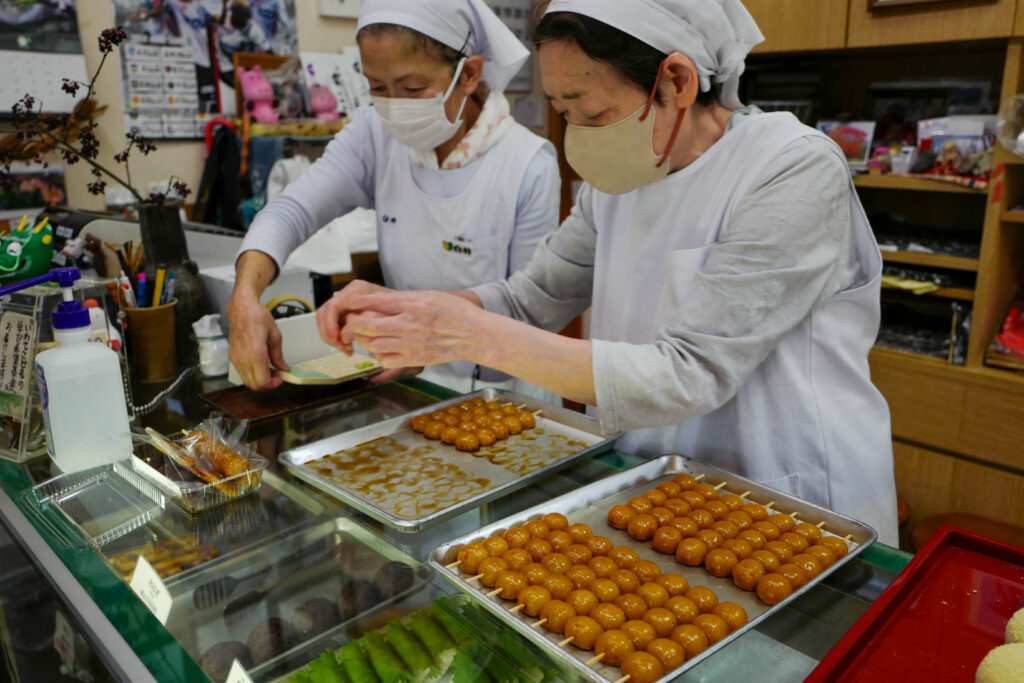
[0, 374, 911, 682]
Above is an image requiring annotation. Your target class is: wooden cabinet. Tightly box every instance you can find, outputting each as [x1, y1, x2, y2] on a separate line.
[743, 0, 848, 52]
[848, 0, 1017, 47]
[1017, 0, 1024, 34]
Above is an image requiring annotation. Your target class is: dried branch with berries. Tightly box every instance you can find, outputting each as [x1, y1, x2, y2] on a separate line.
[0, 28, 190, 206]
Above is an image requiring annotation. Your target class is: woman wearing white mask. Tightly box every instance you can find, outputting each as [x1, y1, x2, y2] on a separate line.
[319, 0, 899, 545]
[229, 0, 559, 392]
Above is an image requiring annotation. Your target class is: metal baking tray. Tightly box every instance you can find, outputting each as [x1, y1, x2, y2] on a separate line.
[806, 525, 1024, 682]
[167, 516, 432, 681]
[279, 388, 620, 533]
[429, 454, 877, 683]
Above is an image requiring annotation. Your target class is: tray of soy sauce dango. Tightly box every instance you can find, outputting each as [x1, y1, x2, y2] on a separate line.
[430, 454, 876, 683]
[278, 388, 620, 533]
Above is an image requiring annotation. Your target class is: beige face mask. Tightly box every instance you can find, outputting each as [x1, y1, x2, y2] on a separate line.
[564, 57, 685, 195]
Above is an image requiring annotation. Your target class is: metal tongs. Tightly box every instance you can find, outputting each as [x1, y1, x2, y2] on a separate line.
[144, 427, 238, 497]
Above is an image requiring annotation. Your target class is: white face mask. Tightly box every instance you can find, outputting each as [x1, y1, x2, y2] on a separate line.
[373, 58, 469, 151]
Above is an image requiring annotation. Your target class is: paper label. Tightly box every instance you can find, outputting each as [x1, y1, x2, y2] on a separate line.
[53, 610, 75, 669]
[129, 556, 172, 624]
[0, 312, 37, 419]
[226, 659, 254, 683]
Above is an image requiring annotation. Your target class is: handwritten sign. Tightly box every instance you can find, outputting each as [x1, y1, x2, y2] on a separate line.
[129, 556, 172, 624]
[0, 312, 37, 419]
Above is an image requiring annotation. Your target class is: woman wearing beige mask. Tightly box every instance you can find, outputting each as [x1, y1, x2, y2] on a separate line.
[319, 0, 899, 546]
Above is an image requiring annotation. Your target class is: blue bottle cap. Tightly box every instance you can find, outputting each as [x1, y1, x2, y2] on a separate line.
[52, 301, 90, 330]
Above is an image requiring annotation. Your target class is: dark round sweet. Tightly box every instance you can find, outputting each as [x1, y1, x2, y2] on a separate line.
[374, 561, 416, 594]
[291, 598, 340, 640]
[246, 617, 299, 665]
[199, 642, 252, 683]
[337, 579, 384, 620]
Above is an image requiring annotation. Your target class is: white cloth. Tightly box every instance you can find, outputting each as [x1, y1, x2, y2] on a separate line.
[473, 111, 899, 545]
[358, 0, 529, 93]
[410, 89, 515, 170]
[544, 0, 763, 110]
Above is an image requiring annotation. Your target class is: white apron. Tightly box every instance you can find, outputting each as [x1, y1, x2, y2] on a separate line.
[589, 113, 898, 545]
[374, 124, 551, 397]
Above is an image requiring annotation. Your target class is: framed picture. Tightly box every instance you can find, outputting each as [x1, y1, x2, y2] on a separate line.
[817, 120, 877, 169]
[318, 0, 361, 18]
[869, 0, 996, 9]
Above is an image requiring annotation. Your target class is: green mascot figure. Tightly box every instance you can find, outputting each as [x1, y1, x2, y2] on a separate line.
[0, 216, 54, 286]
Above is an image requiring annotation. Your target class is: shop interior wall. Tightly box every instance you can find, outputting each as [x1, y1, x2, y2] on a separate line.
[65, 5, 547, 213]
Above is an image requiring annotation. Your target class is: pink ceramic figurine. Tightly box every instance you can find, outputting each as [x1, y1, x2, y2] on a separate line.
[239, 66, 279, 124]
[310, 84, 340, 121]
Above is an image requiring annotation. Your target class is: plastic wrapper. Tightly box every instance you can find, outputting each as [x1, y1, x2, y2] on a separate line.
[997, 95, 1024, 158]
[134, 415, 267, 514]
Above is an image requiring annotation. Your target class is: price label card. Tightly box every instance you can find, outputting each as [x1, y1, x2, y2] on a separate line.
[226, 659, 254, 683]
[0, 311, 37, 419]
[129, 555, 172, 624]
[53, 609, 75, 669]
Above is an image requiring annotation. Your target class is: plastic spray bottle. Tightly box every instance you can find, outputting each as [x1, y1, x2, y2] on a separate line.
[0, 268, 132, 472]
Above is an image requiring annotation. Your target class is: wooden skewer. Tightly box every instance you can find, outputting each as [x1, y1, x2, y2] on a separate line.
[466, 573, 483, 583]
[558, 636, 574, 647]
[485, 587, 503, 598]
[765, 501, 776, 509]
[509, 604, 525, 614]
[586, 653, 606, 666]
[445, 560, 462, 569]
[532, 409, 543, 417]
[615, 676, 631, 683]
[816, 521, 827, 529]
[694, 473, 706, 481]
[713, 481, 728, 490]
[739, 491, 751, 499]
[843, 534, 853, 542]
[532, 619, 548, 629]
[516, 403, 528, 410]
[789, 512, 800, 519]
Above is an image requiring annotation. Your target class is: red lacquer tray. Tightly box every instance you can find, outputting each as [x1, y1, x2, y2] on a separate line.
[807, 525, 1024, 682]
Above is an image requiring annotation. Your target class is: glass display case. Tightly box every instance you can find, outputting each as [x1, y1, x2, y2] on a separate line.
[0, 375, 911, 683]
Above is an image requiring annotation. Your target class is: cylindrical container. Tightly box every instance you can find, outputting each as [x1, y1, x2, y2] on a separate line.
[35, 299, 133, 473]
[125, 300, 177, 382]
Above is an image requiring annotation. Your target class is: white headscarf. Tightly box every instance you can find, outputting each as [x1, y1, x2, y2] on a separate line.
[358, 0, 529, 94]
[543, 0, 764, 110]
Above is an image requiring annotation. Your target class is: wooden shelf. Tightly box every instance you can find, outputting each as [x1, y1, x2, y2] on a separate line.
[870, 345, 951, 368]
[881, 284, 975, 301]
[881, 250, 980, 272]
[1001, 211, 1024, 224]
[853, 174, 987, 194]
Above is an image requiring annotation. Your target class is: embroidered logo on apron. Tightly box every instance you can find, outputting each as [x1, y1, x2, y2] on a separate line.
[442, 240, 473, 257]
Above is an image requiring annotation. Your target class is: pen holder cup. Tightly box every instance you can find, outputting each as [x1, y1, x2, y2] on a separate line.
[125, 300, 177, 383]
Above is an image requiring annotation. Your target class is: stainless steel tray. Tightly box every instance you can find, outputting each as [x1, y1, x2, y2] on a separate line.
[429, 455, 877, 683]
[278, 389, 620, 533]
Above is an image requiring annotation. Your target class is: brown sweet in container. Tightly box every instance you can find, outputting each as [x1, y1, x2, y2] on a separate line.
[494, 570, 528, 600]
[542, 512, 569, 531]
[776, 562, 809, 590]
[545, 530, 573, 554]
[732, 558, 766, 591]
[410, 414, 429, 433]
[790, 553, 824, 579]
[663, 498, 692, 517]
[749, 549, 781, 572]
[542, 573, 574, 600]
[619, 651, 665, 683]
[712, 601, 748, 630]
[657, 481, 683, 498]
[642, 606, 678, 637]
[679, 491, 707, 509]
[718, 493, 745, 511]
[725, 510, 754, 531]
[805, 544, 837, 569]
[792, 522, 823, 543]
[655, 572, 689, 597]
[501, 548, 532, 571]
[687, 509, 716, 530]
[670, 624, 709, 658]
[627, 496, 654, 514]
[566, 543, 594, 565]
[199, 642, 252, 683]
[768, 513, 796, 533]
[541, 552, 571, 574]
[477, 557, 508, 587]
[588, 556, 618, 579]
[632, 560, 662, 583]
[609, 545, 640, 569]
[502, 415, 524, 435]
[615, 593, 649, 620]
[588, 577, 621, 603]
[610, 568, 642, 594]
[685, 585, 719, 613]
[742, 502, 769, 521]
[586, 535, 614, 557]
[622, 619, 658, 650]
[779, 531, 810, 554]
[818, 535, 849, 559]
[720, 538, 753, 560]
[737, 529, 767, 551]
[247, 618, 299, 665]
[607, 504, 636, 530]
[456, 543, 489, 574]
[489, 420, 510, 439]
[474, 428, 497, 447]
[523, 538, 553, 562]
[517, 411, 536, 428]
[709, 520, 740, 540]
[637, 582, 671, 609]
[756, 573, 794, 605]
[568, 523, 594, 544]
[564, 615, 604, 650]
[765, 540, 796, 563]
[693, 613, 730, 644]
[672, 473, 699, 489]
[482, 536, 510, 557]
[518, 585, 552, 617]
[595, 629, 636, 667]
[695, 529, 725, 551]
[753, 521, 782, 541]
[652, 526, 683, 555]
[423, 421, 445, 440]
[692, 483, 719, 500]
[503, 527, 531, 548]
[522, 562, 549, 586]
[539, 599, 575, 635]
[627, 514, 659, 541]
[642, 489, 668, 506]
[524, 520, 550, 539]
[665, 595, 699, 625]
[649, 506, 675, 527]
[590, 602, 627, 631]
[566, 564, 597, 590]
[702, 500, 731, 521]
[646, 637, 686, 670]
[441, 425, 460, 443]
[675, 538, 709, 567]
[337, 579, 383, 620]
[704, 548, 739, 578]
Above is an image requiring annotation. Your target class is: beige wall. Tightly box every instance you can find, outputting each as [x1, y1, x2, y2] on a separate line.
[64, 6, 545, 211]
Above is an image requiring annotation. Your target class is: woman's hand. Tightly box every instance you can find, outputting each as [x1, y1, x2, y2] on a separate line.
[227, 292, 288, 391]
[316, 279, 392, 354]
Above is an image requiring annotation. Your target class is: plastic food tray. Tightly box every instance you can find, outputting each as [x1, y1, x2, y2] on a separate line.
[430, 454, 876, 683]
[279, 388, 620, 532]
[806, 524, 1024, 682]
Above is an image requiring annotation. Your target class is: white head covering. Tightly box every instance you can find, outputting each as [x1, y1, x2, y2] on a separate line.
[358, 0, 529, 93]
[543, 0, 764, 110]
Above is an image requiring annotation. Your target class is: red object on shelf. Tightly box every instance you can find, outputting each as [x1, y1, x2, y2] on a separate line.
[806, 525, 1024, 682]
[995, 302, 1024, 356]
